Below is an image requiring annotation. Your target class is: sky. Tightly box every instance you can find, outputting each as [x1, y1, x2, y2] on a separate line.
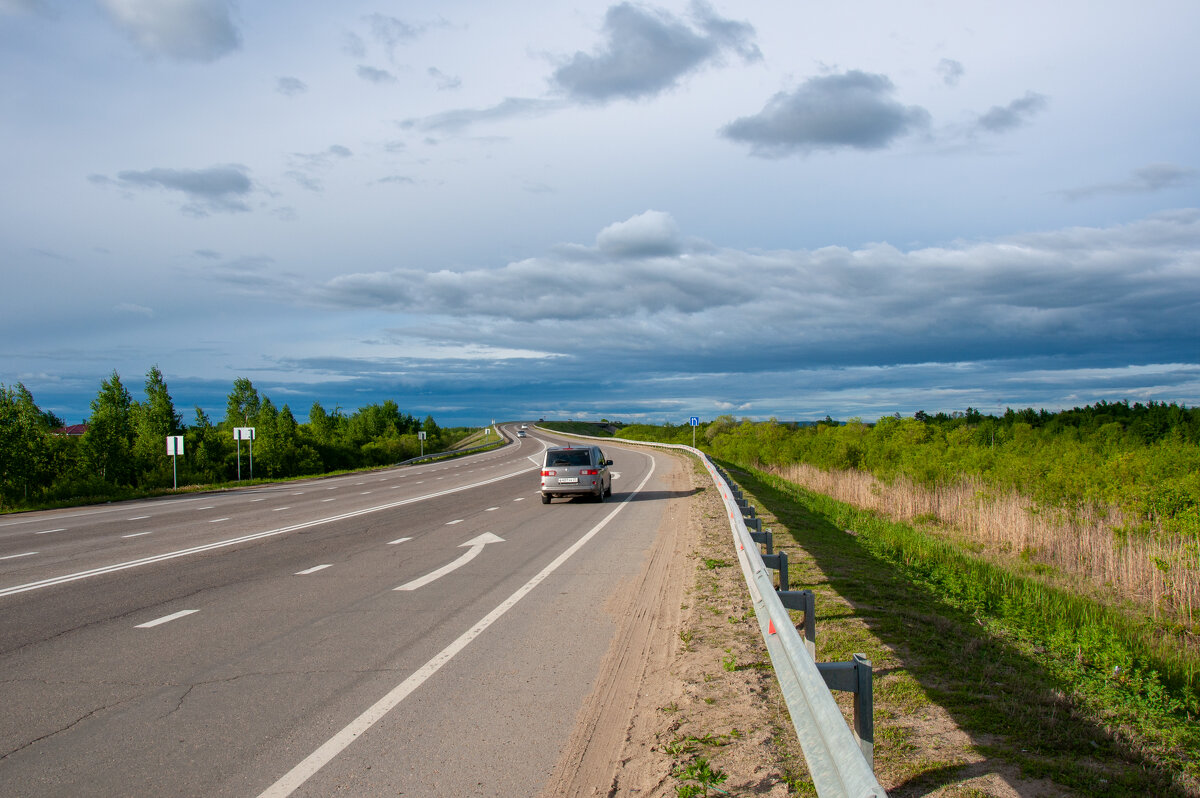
[2, 0, 1198, 427]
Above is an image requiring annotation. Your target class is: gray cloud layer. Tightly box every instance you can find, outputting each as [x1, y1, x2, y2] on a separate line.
[721, 71, 931, 156]
[215, 209, 1200, 377]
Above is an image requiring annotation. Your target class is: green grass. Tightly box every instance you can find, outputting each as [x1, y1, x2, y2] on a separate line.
[722, 460, 1200, 797]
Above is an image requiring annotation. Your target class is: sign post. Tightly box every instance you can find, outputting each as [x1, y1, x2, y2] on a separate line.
[234, 427, 256, 480]
[166, 435, 184, 489]
[418, 430, 426, 457]
[689, 416, 700, 449]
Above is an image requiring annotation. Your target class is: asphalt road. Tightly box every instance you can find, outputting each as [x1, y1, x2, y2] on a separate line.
[0, 426, 683, 797]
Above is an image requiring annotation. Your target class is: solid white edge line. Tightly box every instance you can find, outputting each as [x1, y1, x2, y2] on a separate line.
[0, 552, 38, 560]
[135, 609, 198, 628]
[0, 466, 538, 599]
[255, 450, 659, 798]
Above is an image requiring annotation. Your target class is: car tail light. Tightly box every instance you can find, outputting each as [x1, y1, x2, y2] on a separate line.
[542, 469, 556, 476]
[580, 468, 598, 475]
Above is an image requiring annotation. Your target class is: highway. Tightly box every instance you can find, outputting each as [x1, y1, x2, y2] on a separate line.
[0, 426, 684, 796]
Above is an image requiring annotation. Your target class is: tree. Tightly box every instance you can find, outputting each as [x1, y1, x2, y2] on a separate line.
[225, 378, 260, 428]
[0, 383, 53, 503]
[83, 371, 136, 485]
[188, 407, 228, 484]
[132, 365, 182, 485]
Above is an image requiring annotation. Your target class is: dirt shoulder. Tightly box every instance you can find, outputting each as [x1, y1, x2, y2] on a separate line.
[539, 452, 801, 797]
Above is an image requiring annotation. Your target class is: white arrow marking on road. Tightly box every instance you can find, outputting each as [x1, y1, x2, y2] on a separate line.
[296, 564, 332, 575]
[393, 533, 504, 591]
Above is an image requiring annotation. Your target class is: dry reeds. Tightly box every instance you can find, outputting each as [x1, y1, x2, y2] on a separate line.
[763, 461, 1200, 627]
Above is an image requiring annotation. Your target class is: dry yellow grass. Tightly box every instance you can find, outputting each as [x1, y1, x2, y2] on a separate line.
[764, 461, 1200, 627]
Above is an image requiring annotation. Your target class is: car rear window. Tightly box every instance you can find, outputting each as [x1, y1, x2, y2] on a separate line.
[546, 449, 591, 467]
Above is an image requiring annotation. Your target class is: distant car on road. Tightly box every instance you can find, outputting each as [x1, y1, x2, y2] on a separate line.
[517, 430, 526, 437]
[540, 445, 612, 503]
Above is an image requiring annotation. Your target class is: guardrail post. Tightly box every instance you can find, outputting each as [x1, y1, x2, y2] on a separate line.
[816, 654, 875, 768]
[746, 518, 773, 555]
[760, 550, 788, 591]
[778, 589, 815, 657]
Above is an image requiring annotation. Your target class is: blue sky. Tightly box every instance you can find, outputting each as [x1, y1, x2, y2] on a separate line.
[2, 0, 1198, 427]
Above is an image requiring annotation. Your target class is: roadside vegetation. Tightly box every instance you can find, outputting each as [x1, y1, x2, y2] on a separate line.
[0, 369, 485, 512]
[610, 404, 1199, 795]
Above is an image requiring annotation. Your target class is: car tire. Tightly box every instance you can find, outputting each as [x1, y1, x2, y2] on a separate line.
[541, 494, 551, 504]
[595, 488, 605, 503]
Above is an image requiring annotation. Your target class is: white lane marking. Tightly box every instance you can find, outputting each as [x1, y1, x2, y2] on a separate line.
[122, 532, 153, 539]
[128, 516, 150, 521]
[257, 456, 658, 798]
[135, 609, 198, 628]
[485, 507, 498, 512]
[445, 519, 462, 525]
[513, 497, 525, 502]
[387, 537, 412, 545]
[208, 518, 230, 523]
[250, 498, 266, 503]
[197, 506, 214, 510]
[393, 533, 504, 592]
[296, 564, 332, 575]
[0, 465, 539, 599]
[321, 498, 336, 503]
[273, 507, 291, 512]
[360, 491, 372, 495]
[35, 528, 65, 535]
[0, 552, 37, 560]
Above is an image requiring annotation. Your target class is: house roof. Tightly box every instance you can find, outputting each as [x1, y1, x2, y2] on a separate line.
[52, 423, 88, 436]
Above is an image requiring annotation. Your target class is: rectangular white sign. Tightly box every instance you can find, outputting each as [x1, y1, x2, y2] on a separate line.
[234, 427, 256, 440]
[166, 435, 184, 455]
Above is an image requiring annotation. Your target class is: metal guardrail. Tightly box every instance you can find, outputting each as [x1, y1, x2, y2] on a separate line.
[534, 426, 887, 798]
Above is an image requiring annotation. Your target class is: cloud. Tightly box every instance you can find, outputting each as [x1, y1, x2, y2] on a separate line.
[596, 210, 681, 257]
[113, 302, 154, 317]
[289, 145, 352, 170]
[975, 91, 1047, 133]
[111, 164, 253, 214]
[357, 65, 396, 84]
[276, 76, 307, 96]
[936, 58, 964, 87]
[0, 0, 53, 15]
[100, 0, 240, 62]
[428, 67, 461, 91]
[401, 97, 565, 134]
[721, 70, 931, 156]
[551, 1, 759, 103]
[1061, 163, 1198, 201]
[365, 12, 437, 59]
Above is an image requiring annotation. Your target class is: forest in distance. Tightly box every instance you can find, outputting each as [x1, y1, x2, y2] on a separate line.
[0, 367, 483, 510]
[611, 400, 1200, 540]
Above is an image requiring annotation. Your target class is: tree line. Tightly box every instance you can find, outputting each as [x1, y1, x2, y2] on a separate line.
[0, 367, 473, 509]
[617, 401, 1200, 539]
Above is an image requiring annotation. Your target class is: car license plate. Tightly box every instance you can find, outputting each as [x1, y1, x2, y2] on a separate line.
[557, 477, 578, 484]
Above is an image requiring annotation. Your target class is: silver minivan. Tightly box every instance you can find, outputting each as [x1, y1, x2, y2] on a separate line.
[540, 445, 612, 503]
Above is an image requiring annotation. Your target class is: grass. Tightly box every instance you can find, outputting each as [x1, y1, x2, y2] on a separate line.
[720, 460, 1200, 797]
